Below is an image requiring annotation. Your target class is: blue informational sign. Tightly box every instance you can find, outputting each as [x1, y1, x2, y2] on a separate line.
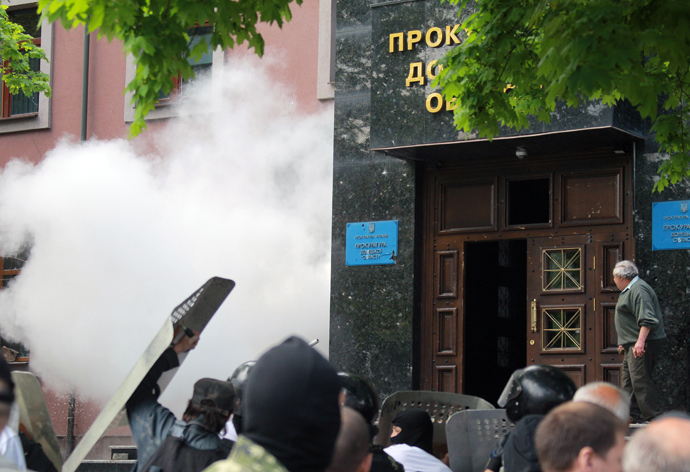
[346, 220, 398, 266]
[652, 200, 690, 251]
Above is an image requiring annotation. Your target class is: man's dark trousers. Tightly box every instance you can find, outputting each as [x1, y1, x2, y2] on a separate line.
[621, 338, 664, 422]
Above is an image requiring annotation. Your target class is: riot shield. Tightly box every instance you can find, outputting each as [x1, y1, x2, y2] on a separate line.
[12, 371, 64, 472]
[445, 409, 515, 472]
[61, 277, 235, 472]
[374, 390, 494, 450]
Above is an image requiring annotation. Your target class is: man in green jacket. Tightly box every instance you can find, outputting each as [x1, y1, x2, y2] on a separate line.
[613, 260, 666, 423]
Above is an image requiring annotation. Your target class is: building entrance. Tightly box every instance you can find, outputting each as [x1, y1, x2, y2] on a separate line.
[420, 151, 633, 405]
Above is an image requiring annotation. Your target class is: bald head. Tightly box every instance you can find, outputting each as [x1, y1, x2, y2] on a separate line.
[573, 382, 630, 424]
[624, 415, 690, 472]
[326, 407, 372, 472]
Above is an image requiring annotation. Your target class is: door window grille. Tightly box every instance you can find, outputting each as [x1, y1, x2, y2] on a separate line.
[542, 248, 582, 291]
[542, 307, 581, 350]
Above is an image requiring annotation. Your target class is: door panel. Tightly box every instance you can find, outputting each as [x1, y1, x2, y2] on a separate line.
[527, 236, 592, 384]
[526, 234, 627, 384]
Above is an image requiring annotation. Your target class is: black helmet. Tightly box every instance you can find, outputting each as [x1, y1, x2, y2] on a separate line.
[338, 372, 379, 425]
[227, 361, 255, 434]
[497, 365, 576, 423]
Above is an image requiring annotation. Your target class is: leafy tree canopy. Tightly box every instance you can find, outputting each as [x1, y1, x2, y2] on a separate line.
[434, 0, 690, 192]
[0, 6, 51, 100]
[38, 0, 302, 136]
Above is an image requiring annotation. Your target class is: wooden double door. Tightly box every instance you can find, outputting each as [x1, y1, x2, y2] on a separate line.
[420, 153, 633, 403]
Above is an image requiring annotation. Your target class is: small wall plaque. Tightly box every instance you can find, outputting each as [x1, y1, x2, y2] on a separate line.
[346, 220, 398, 266]
[652, 200, 690, 251]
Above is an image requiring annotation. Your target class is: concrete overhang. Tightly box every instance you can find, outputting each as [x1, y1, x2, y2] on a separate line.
[371, 126, 644, 164]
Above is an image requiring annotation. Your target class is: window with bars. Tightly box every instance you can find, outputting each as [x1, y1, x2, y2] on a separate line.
[542, 248, 582, 291]
[542, 307, 582, 351]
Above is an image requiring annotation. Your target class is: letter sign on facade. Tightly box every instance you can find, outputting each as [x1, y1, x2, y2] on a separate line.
[346, 220, 399, 266]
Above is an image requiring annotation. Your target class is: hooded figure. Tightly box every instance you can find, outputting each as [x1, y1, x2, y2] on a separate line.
[204, 336, 342, 472]
[383, 409, 451, 472]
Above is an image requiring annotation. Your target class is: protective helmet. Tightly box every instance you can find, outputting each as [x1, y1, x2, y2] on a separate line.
[338, 372, 379, 426]
[227, 360, 256, 434]
[497, 365, 576, 423]
[228, 360, 256, 402]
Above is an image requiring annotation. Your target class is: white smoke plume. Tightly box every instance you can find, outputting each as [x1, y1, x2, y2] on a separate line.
[0, 54, 334, 415]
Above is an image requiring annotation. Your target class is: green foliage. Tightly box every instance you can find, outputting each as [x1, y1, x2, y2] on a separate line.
[433, 0, 690, 192]
[0, 6, 51, 99]
[37, 0, 302, 137]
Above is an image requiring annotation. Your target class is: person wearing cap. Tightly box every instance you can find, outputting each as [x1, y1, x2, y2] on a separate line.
[126, 331, 235, 472]
[203, 336, 342, 472]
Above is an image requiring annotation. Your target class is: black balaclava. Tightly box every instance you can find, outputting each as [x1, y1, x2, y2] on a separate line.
[389, 408, 433, 454]
[243, 336, 341, 472]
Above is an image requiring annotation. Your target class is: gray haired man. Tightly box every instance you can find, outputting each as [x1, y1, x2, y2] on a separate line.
[612, 260, 666, 423]
[623, 414, 690, 472]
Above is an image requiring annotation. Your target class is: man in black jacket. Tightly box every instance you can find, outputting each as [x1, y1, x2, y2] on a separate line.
[127, 331, 235, 472]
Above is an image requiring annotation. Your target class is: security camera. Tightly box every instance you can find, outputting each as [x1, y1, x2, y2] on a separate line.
[516, 147, 528, 159]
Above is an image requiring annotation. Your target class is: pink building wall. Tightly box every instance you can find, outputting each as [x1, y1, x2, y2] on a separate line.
[1, 0, 332, 459]
[0, 0, 330, 161]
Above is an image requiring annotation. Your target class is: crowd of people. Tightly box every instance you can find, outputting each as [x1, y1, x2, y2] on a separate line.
[0, 260, 686, 472]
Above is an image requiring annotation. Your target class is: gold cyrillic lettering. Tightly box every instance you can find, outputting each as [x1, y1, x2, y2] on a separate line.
[389, 32, 404, 53]
[446, 97, 457, 111]
[425, 27, 443, 47]
[446, 24, 461, 45]
[407, 30, 422, 50]
[407, 63, 426, 86]
[426, 60, 443, 80]
[426, 93, 443, 113]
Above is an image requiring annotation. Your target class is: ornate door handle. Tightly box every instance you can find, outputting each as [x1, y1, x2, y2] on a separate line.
[531, 299, 538, 333]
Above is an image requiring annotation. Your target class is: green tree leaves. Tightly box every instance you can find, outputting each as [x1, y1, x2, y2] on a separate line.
[0, 6, 51, 100]
[434, 0, 690, 191]
[37, 0, 301, 137]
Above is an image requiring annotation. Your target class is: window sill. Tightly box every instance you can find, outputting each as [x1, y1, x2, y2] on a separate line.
[1, 112, 39, 120]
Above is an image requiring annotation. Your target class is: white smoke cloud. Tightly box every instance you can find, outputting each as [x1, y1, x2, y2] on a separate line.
[0, 54, 334, 416]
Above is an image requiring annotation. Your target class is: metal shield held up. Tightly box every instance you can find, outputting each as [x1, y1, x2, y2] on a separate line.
[61, 277, 235, 472]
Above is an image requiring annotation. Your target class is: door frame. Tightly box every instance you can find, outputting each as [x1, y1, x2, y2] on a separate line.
[420, 152, 634, 394]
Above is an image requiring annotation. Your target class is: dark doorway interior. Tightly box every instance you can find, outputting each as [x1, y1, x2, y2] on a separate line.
[464, 239, 527, 405]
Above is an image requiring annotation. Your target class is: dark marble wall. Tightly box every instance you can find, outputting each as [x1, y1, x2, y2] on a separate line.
[329, 0, 419, 399]
[331, 0, 689, 410]
[635, 137, 690, 412]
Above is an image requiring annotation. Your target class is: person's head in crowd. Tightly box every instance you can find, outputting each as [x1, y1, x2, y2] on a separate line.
[573, 381, 630, 424]
[498, 364, 577, 423]
[326, 407, 373, 472]
[623, 413, 690, 472]
[243, 336, 342, 472]
[182, 378, 235, 434]
[338, 372, 380, 441]
[389, 408, 433, 455]
[0, 356, 15, 434]
[536, 401, 626, 472]
[227, 360, 255, 434]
